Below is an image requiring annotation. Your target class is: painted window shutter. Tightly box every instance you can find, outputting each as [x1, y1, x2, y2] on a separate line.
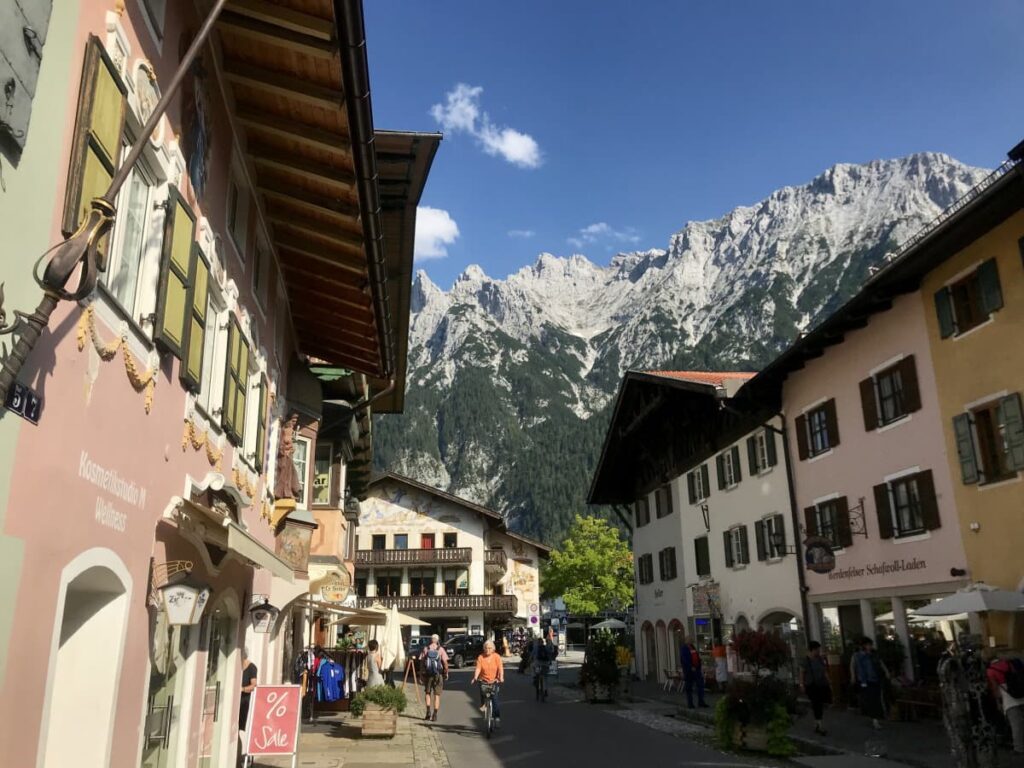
[977, 258, 1003, 314]
[835, 496, 853, 548]
[700, 464, 710, 497]
[235, 340, 251, 444]
[154, 186, 196, 357]
[934, 288, 956, 339]
[773, 514, 786, 556]
[687, 472, 697, 504]
[0, 0, 53, 158]
[824, 398, 840, 448]
[255, 376, 269, 472]
[61, 35, 127, 254]
[873, 483, 893, 539]
[998, 394, 1024, 471]
[898, 355, 922, 413]
[916, 470, 941, 531]
[738, 525, 750, 564]
[765, 430, 778, 467]
[803, 506, 818, 537]
[179, 245, 209, 392]
[795, 414, 809, 460]
[747, 436, 758, 474]
[952, 413, 980, 484]
[223, 318, 246, 443]
[716, 453, 726, 490]
[730, 445, 742, 483]
[859, 376, 878, 431]
[723, 530, 734, 568]
[754, 520, 767, 561]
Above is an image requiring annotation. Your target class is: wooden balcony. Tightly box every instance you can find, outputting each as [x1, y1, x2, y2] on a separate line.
[356, 594, 518, 614]
[484, 549, 508, 573]
[354, 547, 472, 567]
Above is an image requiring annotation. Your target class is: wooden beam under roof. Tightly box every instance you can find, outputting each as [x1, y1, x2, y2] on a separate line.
[249, 143, 356, 189]
[226, 0, 334, 41]
[217, 10, 336, 58]
[258, 184, 360, 221]
[295, 322, 379, 356]
[224, 60, 343, 110]
[287, 286, 377, 321]
[235, 106, 350, 154]
[276, 238, 364, 274]
[279, 263, 370, 306]
[289, 313, 379, 347]
[272, 215, 363, 253]
[265, 207, 362, 243]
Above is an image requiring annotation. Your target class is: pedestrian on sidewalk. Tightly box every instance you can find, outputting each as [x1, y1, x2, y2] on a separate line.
[237, 648, 258, 767]
[680, 637, 708, 709]
[472, 640, 505, 728]
[986, 653, 1024, 755]
[420, 634, 449, 722]
[851, 637, 887, 730]
[365, 639, 385, 688]
[800, 641, 832, 735]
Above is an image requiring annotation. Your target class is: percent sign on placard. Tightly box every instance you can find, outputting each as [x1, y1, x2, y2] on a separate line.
[266, 690, 290, 718]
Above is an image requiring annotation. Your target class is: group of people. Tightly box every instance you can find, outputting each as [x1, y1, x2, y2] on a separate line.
[416, 634, 506, 725]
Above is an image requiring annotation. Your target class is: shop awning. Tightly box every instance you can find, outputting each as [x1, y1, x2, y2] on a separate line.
[225, 521, 295, 582]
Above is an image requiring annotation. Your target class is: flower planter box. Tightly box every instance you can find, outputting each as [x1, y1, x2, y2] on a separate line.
[360, 703, 398, 737]
[732, 723, 769, 752]
[584, 681, 614, 703]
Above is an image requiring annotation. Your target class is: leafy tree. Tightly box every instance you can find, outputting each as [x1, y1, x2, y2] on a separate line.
[542, 515, 633, 615]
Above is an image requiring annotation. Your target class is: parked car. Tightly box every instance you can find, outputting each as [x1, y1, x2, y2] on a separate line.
[406, 636, 432, 669]
[444, 634, 486, 669]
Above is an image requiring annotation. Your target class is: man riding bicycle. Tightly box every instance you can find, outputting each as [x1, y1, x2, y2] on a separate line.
[471, 640, 504, 728]
[529, 634, 554, 700]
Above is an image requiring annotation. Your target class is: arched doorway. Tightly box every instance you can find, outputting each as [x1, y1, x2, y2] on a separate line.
[40, 552, 131, 768]
[655, 620, 668, 682]
[641, 622, 656, 681]
[758, 610, 805, 681]
[667, 619, 684, 674]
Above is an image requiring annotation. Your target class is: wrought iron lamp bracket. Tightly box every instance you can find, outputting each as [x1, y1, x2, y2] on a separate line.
[148, 559, 195, 607]
[847, 497, 869, 538]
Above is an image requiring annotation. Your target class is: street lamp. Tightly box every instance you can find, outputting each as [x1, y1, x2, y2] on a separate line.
[158, 572, 212, 627]
[769, 530, 798, 556]
[249, 597, 280, 633]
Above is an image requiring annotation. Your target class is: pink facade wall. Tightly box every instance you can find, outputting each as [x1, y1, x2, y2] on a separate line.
[0, 2, 291, 765]
[783, 293, 968, 599]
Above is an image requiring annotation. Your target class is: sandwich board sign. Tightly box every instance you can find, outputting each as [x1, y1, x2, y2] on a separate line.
[244, 685, 301, 766]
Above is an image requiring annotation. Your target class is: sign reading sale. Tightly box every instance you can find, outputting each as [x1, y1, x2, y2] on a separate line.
[244, 685, 301, 757]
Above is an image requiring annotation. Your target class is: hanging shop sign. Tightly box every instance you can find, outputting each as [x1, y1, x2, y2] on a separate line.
[803, 536, 837, 574]
[319, 570, 352, 603]
[244, 685, 301, 759]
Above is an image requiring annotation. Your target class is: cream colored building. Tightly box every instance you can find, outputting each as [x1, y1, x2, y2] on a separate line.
[357, 474, 549, 639]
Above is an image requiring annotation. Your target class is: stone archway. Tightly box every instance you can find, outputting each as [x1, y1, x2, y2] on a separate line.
[641, 621, 657, 682]
[655, 620, 668, 682]
[667, 619, 684, 674]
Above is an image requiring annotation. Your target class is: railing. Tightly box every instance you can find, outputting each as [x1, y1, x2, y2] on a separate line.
[356, 594, 518, 613]
[354, 547, 473, 566]
[484, 549, 508, 571]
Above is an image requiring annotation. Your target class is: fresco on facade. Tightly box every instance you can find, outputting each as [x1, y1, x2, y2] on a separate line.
[360, 484, 461, 527]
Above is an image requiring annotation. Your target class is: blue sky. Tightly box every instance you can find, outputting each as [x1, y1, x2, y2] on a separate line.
[365, 1, 1024, 289]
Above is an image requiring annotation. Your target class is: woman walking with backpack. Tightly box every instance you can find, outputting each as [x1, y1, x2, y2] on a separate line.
[419, 634, 449, 722]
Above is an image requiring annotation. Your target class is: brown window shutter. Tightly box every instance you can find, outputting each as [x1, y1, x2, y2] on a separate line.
[898, 355, 922, 413]
[916, 470, 941, 530]
[804, 506, 818, 537]
[731, 445, 743, 482]
[859, 377, 878, 431]
[747, 436, 759, 474]
[795, 414, 809, 460]
[836, 496, 853, 548]
[754, 520, 767, 561]
[739, 525, 750, 564]
[874, 483, 894, 539]
[700, 464, 710, 497]
[824, 398, 840, 448]
[723, 530, 734, 568]
[766, 430, 778, 467]
[716, 453, 726, 490]
[774, 514, 787, 556]
[687, 472, 697, 504]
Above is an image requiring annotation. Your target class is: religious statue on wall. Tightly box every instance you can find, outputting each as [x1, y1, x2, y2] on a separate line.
[273, 413, 302, 501]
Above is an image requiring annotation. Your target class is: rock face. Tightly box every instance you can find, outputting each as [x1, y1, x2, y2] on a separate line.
[375, 152, 989, 544]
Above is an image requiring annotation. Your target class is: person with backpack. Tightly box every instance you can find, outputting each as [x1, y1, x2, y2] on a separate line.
[419, 634, 449, 722]
[986, 654, 1024, 754]
[680, 637, 708, 709]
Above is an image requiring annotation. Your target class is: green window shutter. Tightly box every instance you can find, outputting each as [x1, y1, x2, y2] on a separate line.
[738, 525, 750, 564]
[898, 355, 922, 413]
[836, 497, 853, 548]
[223, 318, 241, 442]
[824, 398, 840, 448]
[977, 258, 1003, 315]
[723, 530, 734, 568]
[934, 288, 956, 339]
[765, 430, 778, 467]
[874, 483, 894, 539]
[731, 445, 742, 483]
[916, 470, 941, 531]
[179, 245, 209, 392]
[952, 413, 980, 484]
[998, 394, 1024, 471]
[795, 414, 809, 460]
[62, 35, 127, 259]
[235, 340, 250, 446]
[687, 472, 697, 504]
[700, 464, 710, 497]
[255, 376, 269, 473]
[773, 514, 786, 556]
[859, 376, 878, 431]
[803, 505, 818, 537]
[154, 186, 196, 357]
[754, 520, 767, 561]
[716, 453, 726, 490]
[747, 436, 758, 475]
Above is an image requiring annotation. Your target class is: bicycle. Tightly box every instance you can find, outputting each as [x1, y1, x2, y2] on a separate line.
[533, 662, 549, 701]
[479, 682, 500, 738]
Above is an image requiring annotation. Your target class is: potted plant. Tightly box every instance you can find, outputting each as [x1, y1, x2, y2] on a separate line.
[580, 631, 619, 702]
[350, 685, 408, 737]
[714, 629, 795, 756]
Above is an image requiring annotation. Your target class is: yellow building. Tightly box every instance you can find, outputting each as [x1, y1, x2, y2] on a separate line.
[916, 146, 1024, 646]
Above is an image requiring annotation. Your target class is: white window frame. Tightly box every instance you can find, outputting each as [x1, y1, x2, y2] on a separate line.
[293, 436, 311, 509]
[763, 514, 784, 559]
[196, 287, 228, 424]
[722, 451, 738, 488]
[311, 442, 333, 507]
[730, 527, 746, 567]
[240, 368, 263, 469]
[754, 431, 770, 473]
[690, 467, 708, 504]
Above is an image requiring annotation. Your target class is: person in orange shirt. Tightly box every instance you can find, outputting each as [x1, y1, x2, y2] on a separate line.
[471, 640, 505, 726]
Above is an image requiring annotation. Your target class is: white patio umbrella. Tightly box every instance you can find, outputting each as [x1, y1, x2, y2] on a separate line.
[379, 605, 405, 672]
[591, 618, 627, 630]
[913, 584, 1024, 617]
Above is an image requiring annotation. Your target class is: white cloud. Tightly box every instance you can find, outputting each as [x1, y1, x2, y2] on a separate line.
[430, 83, 542, 169]
[415, 206, 460, 260]
[567, 222, 641, 249]
[507, 229, 536, 239]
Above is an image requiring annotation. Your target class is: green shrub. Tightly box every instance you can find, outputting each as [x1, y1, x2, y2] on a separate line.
[580, 630, 620, 688]
[714, 696, 736, 749]
[350, 685, 408, 717]
[765, 704, 796, 756]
